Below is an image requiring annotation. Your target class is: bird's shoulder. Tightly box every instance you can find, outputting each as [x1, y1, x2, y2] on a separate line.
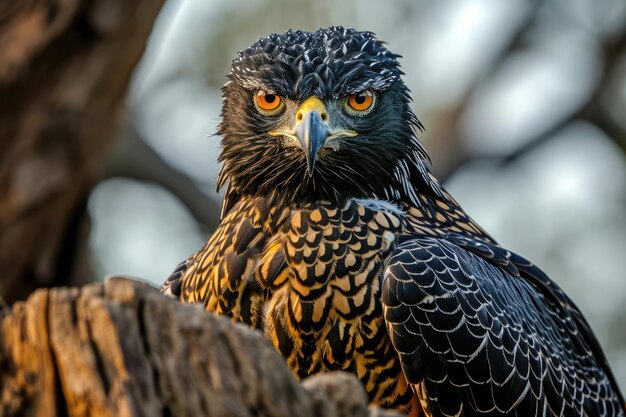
[160, 197, 406, 301]
[161, 192, 489, 303]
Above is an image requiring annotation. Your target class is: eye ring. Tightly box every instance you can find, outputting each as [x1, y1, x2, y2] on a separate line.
[255, 90, 284, 114]
[345, 89, 376, 114]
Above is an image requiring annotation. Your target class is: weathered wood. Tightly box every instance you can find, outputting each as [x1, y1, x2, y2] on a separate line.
[0, 278, 404, 417]
[0, 0, 164, 304]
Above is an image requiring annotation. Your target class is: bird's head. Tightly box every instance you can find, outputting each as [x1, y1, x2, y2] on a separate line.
[217, 26, 439, 214]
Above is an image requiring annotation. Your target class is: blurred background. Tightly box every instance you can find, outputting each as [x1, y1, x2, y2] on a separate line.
[2, 0, 625, 387]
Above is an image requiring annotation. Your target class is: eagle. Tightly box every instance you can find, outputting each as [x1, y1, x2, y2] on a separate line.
[161, 26, 625, 417]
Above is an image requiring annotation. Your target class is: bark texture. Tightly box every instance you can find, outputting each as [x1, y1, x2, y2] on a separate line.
[0, 277, 404, 417]
[0, 0, 164, 304]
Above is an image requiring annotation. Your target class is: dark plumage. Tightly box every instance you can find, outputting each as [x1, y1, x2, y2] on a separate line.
[217, 27, 436, 216]
[162, 27, 625, 417]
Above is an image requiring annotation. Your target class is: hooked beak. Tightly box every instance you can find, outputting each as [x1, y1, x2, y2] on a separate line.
[269, 96, 357, 177]
[296, 110, 329, 176]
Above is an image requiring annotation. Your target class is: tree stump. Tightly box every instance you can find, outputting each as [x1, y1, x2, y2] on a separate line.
[0, 277, 405, 417]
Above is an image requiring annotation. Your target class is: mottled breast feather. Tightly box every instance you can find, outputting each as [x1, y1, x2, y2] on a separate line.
[163, 197, 422, 415]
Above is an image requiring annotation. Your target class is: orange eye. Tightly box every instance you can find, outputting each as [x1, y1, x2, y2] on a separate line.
[255, 90, 283, 113]
[346, 89, 375, 113]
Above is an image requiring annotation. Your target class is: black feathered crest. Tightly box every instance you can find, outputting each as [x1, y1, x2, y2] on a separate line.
[230, 27, 401, 99]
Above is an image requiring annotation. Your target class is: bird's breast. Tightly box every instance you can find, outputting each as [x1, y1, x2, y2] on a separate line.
[257, 200, 416, 411]
[263, 200, 402, 334]
[180, 196, 421, 415]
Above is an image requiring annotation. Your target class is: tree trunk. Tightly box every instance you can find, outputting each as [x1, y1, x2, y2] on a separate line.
[0, 0, 164, 304]
[0, 277, 404, 417]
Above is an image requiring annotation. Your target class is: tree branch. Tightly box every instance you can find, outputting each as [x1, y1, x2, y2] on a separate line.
[104, 122, 222, 231]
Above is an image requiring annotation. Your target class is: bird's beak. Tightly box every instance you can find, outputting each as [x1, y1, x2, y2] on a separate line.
[268, 96, 357, 177]
[294, 97, 329, 176]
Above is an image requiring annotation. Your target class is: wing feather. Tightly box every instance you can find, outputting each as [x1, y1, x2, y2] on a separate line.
[383, 236, 624, 417]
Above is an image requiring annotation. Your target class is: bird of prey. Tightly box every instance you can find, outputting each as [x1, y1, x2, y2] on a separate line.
[162, 27, 625, 417]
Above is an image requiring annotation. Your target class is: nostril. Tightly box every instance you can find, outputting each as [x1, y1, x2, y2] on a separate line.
[297, 112, 303, 121]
